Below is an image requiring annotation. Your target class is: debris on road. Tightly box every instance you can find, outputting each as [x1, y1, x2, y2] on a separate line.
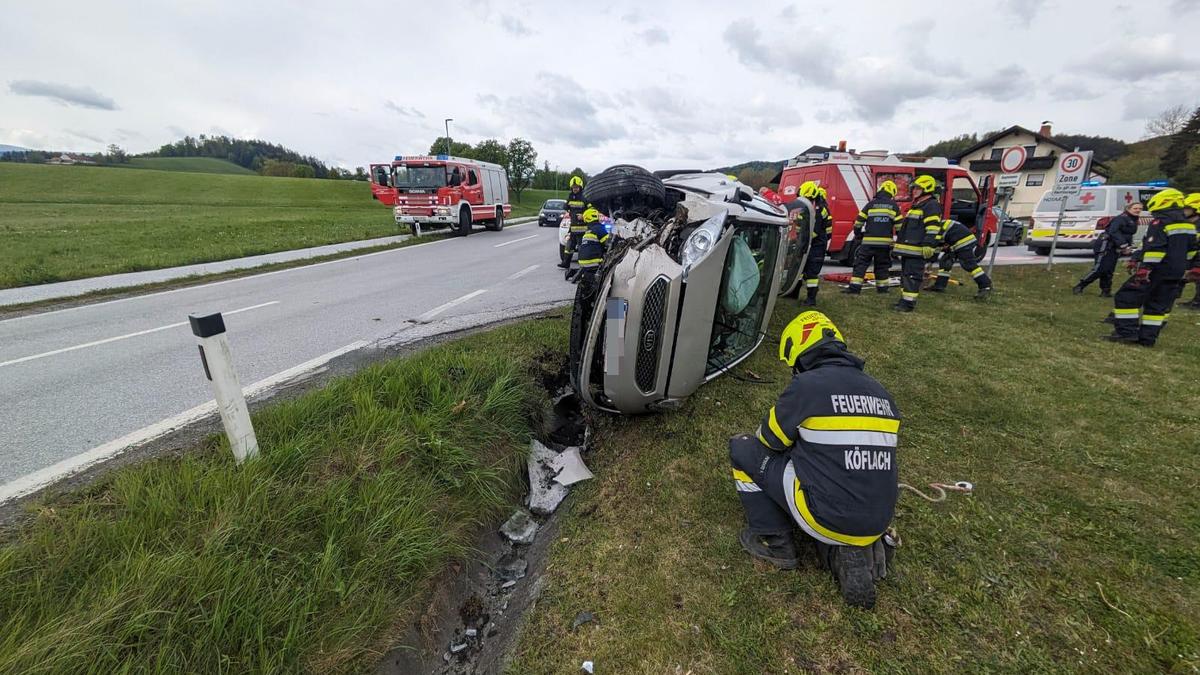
[500, 509, 539, 545]
[572, 610, 597, 631]
[496, 553, 527, 582]
[552, 447, 594, 486]
[528, 439, 569, 515]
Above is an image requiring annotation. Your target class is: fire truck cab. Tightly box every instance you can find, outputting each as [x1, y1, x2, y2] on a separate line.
[368, 163, 397, 205]
[385, 155, 512, 237]
[775, 151, 998, 265]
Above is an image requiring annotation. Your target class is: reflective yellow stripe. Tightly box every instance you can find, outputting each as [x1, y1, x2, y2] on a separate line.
[971, 267, 985, 278]
[732, 468, 753, 483]
[850, 276, 864, 284]
[907, 209, 924, 216]
[867, 208, 897, 216]
[895, 244, 923, 253]
[801, 415, 899, 433]
[793, 479, 880, 546]
[924, 215, 941, 223]
[766, 407, 793, 447]
[1113, 308, 1140, 317]
[925, 226, 942, 233]
[578, 258, 602, 266]
[937, 271, 951, 277]
[599, 234, 610, 243]
[902, 291, 918, 300]
[583, 233, 598, 241]
[1165, 223, 1197, 234]
[862, 236, 892, 243]
[953, 235, 976, 250]
[1141, 314, 1167, 326]
[1143, 252, 1165, 262]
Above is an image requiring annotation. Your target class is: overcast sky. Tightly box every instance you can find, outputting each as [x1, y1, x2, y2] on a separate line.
[2, 0, 1198, 172]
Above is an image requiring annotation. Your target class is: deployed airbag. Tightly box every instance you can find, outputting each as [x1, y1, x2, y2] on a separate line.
[721, 236, 760, 314]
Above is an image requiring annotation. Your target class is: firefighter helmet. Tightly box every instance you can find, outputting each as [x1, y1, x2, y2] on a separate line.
[582, 207, 601, 223]
[569, 175, 584, 189]
[913, 175, 938, 194]
[879, 180, 898, 197]
[1182, 192, 1200, 211]
[779, 311, 845, 367]
[1146, 188, 1184, 211]
[798, 181, 821, 199]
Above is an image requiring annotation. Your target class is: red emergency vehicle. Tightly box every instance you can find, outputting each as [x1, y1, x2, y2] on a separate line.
[773, 151, 998, 265]
[368, 163, 397, 205]
[372, 155, 512, 237]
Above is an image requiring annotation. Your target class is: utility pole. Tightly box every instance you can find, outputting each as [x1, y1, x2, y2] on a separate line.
[444, 118, 453, 157]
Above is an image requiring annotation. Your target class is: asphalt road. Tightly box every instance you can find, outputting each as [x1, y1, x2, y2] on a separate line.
[0, 222, 571, 494]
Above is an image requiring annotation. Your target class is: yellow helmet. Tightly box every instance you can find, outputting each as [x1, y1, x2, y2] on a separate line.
[913, 175, 937, 194]
[1146, 188, 1184, 211]
[569, 175, 584, 189]
[1181, 192, 1200, 211]
[726, 174, 739, 182]
[879, 180, 898, 197]
[779, 311, 845, 367]
[582, 207, 601, 223]
[818, 187, 828, 200]
[798, 181, 821, 199]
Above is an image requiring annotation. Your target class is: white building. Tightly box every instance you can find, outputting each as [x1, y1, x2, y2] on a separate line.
[955, 123, 1109, 221]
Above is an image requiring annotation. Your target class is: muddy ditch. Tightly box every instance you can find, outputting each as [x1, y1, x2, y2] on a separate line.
[379, 357, 594, 674]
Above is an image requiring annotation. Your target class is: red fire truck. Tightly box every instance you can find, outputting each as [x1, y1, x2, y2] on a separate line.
[368, 163, 397, 205]
[773, 150, 998, 265]
[374, 155, 512, 237]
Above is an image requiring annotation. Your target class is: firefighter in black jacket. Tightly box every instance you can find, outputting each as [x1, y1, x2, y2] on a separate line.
[1104, 189, 1197, 346]
[927, 218, 993, 298]
[730, 311, 900, 609]
[573, 207, 609, 281]
[842, 180, 900, 295]
[798, 182, 832, 306]
[1182, 193, 1200, 310]
[1074, 201, 1142, 297]
[892, 175, 942, 312]
[559, 176, 588, 269]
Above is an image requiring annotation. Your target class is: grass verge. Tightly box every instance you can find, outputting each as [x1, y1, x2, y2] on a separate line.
[0, 315, 567, 673]
[508, 265, 1200, 674]
[0, 163, 558, 289]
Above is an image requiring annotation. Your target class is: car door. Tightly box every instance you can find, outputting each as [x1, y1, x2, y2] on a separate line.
[778, 198, 815, 296]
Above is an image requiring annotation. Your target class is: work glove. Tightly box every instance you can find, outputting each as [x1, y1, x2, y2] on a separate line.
[921, 246, 936, 259]
[1186, 266, 1200, 282]
[1132, 267, 1151, 286]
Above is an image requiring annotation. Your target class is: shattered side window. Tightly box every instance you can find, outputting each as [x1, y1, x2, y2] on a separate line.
[705, 222, 780, 376]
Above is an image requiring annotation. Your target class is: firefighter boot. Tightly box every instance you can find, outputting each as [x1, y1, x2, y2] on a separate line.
[975, 286, 993, 300]
[739, 529, 799, 570]
[817, 542, 877, 609]
[840, 285, 861, 295]
[891, 301, 914, 313]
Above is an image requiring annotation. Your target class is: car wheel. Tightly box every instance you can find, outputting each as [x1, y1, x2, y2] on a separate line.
[837, 241, 859, 267]
[1034, 245, 1050, 256]
[457, 207, 471, 237]
[487, 207, 504, 232]
[583, 164, 666, 212]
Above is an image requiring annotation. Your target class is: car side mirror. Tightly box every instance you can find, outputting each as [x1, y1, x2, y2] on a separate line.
[728, 188, 753, 204]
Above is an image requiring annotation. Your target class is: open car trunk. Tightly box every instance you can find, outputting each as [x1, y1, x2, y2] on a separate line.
[569, 172, 812, 415]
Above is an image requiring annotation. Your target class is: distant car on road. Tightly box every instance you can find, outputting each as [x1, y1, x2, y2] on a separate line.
[993, 206, 1025, 246]
[539, 199, 567, 227]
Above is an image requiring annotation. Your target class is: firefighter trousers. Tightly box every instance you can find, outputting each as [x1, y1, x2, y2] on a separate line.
[802, 240, 828, 299]
[849, 245, 892, 292]
[898, 256, 925, 307]
[1112, 270, 1181, 345]
[1077, 248, 1118, 293]
[566, 230, 584, 253]
[729, 434, 797, 536]
[932, 247, 991, 290]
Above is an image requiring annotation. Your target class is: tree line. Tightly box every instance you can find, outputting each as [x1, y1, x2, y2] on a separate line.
[147, 135, 340, 179]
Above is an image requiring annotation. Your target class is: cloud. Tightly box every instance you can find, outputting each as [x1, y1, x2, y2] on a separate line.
[1171, 0, 1198, 11]
[478, 72, 624, 148]
[66, 129, 105, 144]
[384, 100, 425, 118]
[499, 14, 531, 36]
[779, 4, 798, 19]
[969, 65, 1033, 101]
[9, 80, 117, 110]
[638, 26, 670, 45]
[166, 125, 188, 138]
[1046, 78, 1102, 102]
[1001, 0, 1046, 25]
[1088, 34, 1200, 79]
[620, 11, 641, 24]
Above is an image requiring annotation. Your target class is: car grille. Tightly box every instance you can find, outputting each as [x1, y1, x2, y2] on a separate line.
[635, 277, 668, 393]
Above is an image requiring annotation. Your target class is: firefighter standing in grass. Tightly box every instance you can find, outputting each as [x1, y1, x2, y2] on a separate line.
[1104, 189, 1196, 346]
[730, 311, 899, 609]
[1181, 193, 1200, 310]
[1074, 201, 1141, 297]
[842, 180, 900, 296]
[892, 175, 943, 312]
[798, 182, 832, 306]
[927, 218, 993, 298]
[559, 176, 588, 269]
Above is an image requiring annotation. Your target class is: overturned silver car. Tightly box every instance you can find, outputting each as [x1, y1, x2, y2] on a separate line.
[569, 167, 813, 414]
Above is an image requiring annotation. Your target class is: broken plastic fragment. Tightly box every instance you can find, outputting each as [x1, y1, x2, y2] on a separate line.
[552, 447, 594, 486]
[500, 509, 538, 545]
[582, 660, 595, 674]
[572, 611, 596, 630]
[528, 440, 569, 515]
[450, 642, 467, 654]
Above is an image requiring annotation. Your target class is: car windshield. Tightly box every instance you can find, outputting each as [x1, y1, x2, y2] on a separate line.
[393, 165, 446, 189]
[1037, 188, 1107, 213]
[543, 200, 566, 209]
[706, 222, 781, 376]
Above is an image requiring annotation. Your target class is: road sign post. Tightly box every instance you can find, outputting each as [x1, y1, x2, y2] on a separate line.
[987, 147, 1027, 277]
[1046, 150, 1093, 270]
[189, 312, 259, 463]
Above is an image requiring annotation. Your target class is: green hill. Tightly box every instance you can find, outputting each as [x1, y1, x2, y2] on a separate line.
[124, 156, 257, 175]
[1107, 136, 1172, 184]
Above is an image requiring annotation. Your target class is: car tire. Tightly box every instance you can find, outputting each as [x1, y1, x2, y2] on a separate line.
[836, 240, 859, 267]
[1033, 245, 1050, 256]
[487, 207, 504, 232]
[583, 164, 666, 211]
[457, 207, 471, 237]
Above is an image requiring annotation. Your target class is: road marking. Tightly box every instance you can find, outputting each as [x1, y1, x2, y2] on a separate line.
[0, 337, 369, 505]
[414, 290, 488, 324]
[493, 234, 538, 248]
[507, 264, 540, 280]
[0, 301, 278, 369]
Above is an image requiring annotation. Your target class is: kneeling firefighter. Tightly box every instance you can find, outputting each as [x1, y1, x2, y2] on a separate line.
[730, 311, 900, 609]
[928, 218, 993, 298]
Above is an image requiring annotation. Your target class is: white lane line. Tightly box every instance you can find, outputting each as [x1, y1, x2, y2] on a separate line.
[0, 337, 370, 505]
[507, 264, 540, 280]
[413, 290, 488, 324]
[493, 234, 538, 248]
[0, 301, 279, 369]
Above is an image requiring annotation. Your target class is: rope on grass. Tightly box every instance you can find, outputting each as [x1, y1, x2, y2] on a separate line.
[898, 481, 974, 502]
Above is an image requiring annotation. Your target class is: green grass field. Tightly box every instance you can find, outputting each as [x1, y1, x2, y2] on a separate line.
[0, 316, 566, 674]
[0, 162, 558, 289]
[508, 266, 1200, 674]
[124, 157, 257, 175]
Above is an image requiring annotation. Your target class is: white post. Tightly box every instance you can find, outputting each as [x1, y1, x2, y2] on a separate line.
[986, 187, 1012, 278]
[189, 312, 259, 463]
[1045, 197, 1068, 271]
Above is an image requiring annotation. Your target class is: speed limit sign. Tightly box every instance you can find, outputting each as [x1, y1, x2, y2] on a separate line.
[1051, 150, 1093, 196]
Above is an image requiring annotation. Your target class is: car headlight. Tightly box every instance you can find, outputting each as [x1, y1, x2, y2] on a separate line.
[681, 211, 727, 279]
